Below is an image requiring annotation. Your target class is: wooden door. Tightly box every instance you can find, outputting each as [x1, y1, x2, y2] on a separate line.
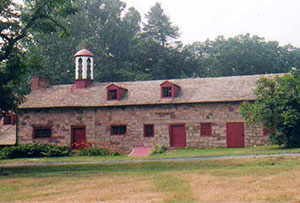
[169, 124, 186, 148]
[71, 126, 86, 149]
[226, 122, 245, 148]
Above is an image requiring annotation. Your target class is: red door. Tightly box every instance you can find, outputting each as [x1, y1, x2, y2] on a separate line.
[72, 126, 86, 149]
[226, 122, 245, 148]
[170, 124, 186, 148]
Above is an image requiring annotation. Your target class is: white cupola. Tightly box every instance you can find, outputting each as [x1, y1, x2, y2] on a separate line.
[74, 45, 94, 88]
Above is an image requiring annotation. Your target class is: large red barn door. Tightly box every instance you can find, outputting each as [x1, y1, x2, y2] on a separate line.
[226, 122, 245, 148]
[71, 126, 86, 149]
[169, 124, 186, 148]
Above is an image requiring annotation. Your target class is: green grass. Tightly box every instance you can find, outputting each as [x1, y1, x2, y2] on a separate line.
[1, 157, 300, 202]
[150, 145, 300, 159]
[1, 145, 300, 165]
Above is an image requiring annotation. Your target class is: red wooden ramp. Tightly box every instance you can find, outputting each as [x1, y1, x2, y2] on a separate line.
[129, 147, 154, 157]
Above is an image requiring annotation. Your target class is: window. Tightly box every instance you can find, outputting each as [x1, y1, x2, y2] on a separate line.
[144, 124, 154, 137]
[3, 115, 12, 125]
[160, 81, 180, 99]
[111, 125, 127, 135]
[33, 127, 51, 138]
[200, 123, 212, 136]
[162, 87, 172, 98]
[107, 84, 127, 101]
[3, 114, 15, 125]
[108, 89, 118, 100]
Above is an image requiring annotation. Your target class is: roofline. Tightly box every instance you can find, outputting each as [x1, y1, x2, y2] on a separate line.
[48, 72, 286, 88]
[18, 98, 255, 110]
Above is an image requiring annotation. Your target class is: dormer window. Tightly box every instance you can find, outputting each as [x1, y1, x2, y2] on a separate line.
[107, 84, 127, 101]
[108, 89, 118, 100]
[160, 81, 180, 99]
[162, 87, 172, 97]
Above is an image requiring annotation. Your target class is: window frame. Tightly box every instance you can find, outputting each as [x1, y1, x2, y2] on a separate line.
[200, 123, 213, 137]
[3, 115, 12, 125]
[106, 84, 127, 101]
[110, 125, 127, 136]
[160, 81, 180, 99]
[33, 126, 52, 139]
[108, 89, 118, 100]
[144, 124, 154, 137]
[162, 87, 173, 98]
[3, 114, 15, 125]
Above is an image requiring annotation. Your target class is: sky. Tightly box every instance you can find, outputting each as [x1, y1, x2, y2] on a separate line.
[123, 0, 300, 46]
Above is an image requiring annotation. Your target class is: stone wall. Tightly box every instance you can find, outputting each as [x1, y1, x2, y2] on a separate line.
[17, 102, 269, 153]
[0, 117, 16, 145]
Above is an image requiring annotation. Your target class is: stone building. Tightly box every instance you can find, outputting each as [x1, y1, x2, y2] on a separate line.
[0, 113, 16, 146]
[17, 48, 277, 153]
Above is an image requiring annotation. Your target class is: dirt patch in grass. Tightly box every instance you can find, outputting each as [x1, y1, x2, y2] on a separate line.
[185, 166, 300, 202]
[0, 174, 168, 202]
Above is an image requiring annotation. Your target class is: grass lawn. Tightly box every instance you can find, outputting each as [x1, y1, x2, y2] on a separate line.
[1, 156, 300, 202]
[1, 145, 300, 165]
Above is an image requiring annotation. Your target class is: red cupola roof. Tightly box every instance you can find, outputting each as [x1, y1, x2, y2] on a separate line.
[74, 48, 94, 57]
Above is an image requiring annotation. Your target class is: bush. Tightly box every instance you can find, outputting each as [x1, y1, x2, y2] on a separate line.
[78, 148, 120, 156]
[78, 148, 110, 156]
[150, 145, 168, 155]
[0, 144, 71, 159]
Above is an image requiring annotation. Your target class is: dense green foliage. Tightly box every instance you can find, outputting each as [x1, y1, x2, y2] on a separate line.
[78, 148, 119, 156]
[0, 144, 71, 159]
[27, 0, 300, 86]
[240, 69, 300, 148]
[185, 34, 300, 77]
[0, 0, 77, 114]
[26, 0, 198, 84]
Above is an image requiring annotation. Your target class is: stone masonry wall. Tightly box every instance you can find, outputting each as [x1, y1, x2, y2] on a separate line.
[17, 102, 269, 153]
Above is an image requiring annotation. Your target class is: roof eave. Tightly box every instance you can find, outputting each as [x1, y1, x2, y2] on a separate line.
[18, 98, 255, 110]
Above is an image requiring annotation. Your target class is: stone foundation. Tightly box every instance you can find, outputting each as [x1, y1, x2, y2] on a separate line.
[17, 102, 269, 153]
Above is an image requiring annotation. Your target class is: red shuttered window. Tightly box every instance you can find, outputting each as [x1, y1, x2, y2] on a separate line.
[200, 123, 212, 136]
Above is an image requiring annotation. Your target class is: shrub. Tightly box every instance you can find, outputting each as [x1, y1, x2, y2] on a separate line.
[150, 145, 168, 155]
[0, 144, 71, 159]
[78, 148, 111, 156]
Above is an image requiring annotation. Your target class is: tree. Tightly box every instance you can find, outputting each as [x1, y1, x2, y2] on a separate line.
[26, 0, 144, 84]
[0, 0, 77, 114]
[142, 2, 179, 46]
[186, 34, 300, 77]
[240, 69, 300, 148]
[130, 38, 199, 79]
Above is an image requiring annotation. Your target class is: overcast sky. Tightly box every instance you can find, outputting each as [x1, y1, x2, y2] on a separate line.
[123, 0, 300, 46]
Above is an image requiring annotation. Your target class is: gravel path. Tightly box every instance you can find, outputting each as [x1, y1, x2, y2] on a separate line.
[2, 153, 300, 168]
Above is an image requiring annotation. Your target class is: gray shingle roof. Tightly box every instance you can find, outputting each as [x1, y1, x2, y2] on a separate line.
[19, 73, 284, 109]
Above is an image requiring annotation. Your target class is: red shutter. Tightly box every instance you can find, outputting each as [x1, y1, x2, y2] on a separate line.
[200, 123, 212, 136]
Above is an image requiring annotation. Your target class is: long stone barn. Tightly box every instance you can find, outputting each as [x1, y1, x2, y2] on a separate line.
[17, 48, 279, 153]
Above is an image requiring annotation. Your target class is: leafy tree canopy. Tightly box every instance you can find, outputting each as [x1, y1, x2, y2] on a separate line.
[0, 0, 77, 114]
[186, 34, 300, 77]
[26, 0, 198, 84]
[240, 69, 300, 148]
